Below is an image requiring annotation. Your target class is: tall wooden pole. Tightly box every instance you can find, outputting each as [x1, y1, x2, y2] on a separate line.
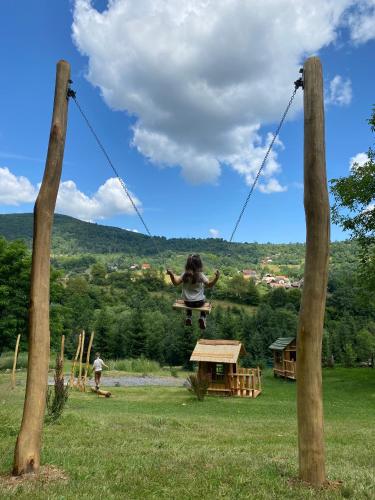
[60, 335, 65, 380]
[13, 60, 71, 476]
[297, 56, 330, 487]
[84, 331, 95, 391]
[70, 333, 82, 388]
[78, 330, 85, 390]
[11, 334, 21, 390]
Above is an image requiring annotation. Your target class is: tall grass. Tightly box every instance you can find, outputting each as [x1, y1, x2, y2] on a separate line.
[108, 357, 160, 374]
[0, 351, 28, 370]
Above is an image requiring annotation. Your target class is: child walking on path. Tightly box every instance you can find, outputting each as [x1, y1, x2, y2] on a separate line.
[92, 352, 109, 390]
[167, 254, 220, 329]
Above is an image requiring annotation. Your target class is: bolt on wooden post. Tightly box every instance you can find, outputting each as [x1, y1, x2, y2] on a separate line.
[296, 56, 330, 487]
[13, 60, 71, 476]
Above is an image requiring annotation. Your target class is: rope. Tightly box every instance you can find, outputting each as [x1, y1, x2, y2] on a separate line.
[67, 73, 302, 283]
[68, 92, 154, 240]
[228, 83, 301, 243]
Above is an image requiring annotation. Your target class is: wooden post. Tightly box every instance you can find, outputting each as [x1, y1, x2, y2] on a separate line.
[83, 331, 94, 391]
[70, 333, 82, 388]
[11, 334, 21, 390]
[60, 335, 65, 380]
[257, 367, 262, 393]
[13, 60, 71, 476]
[297, 56, 330, 487]
[78, 330, 85, 390]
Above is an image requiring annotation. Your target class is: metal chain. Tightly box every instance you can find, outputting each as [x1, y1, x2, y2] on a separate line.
[68, 92, 154, 240]
[229, 83, 301, 243]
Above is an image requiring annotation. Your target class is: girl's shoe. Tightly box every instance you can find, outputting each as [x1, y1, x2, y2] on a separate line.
[185, 317, 192, 326]
[198, 317, 206, 330]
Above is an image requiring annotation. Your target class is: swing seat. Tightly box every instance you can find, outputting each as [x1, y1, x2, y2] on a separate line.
[173, 299, 212, 314]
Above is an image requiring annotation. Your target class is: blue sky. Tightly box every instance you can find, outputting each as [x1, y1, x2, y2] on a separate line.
[1, 1, 374, 243]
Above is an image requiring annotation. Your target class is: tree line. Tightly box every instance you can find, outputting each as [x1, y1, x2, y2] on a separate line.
[1, 236, 374, 368]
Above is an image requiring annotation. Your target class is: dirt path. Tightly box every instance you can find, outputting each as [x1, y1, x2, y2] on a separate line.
[50, 374, 186, 388]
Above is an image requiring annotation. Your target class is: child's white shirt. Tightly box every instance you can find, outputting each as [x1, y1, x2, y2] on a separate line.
[181, 272, 209, 301]
[93, 358, 104, 372]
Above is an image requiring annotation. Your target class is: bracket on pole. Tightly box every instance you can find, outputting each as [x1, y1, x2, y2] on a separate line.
[294, 68, 304, 90]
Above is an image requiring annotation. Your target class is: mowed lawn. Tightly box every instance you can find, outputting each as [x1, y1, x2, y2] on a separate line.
[0, 369, 374, 499]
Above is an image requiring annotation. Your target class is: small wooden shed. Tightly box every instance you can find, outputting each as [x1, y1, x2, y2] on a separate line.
[190, 339, 261, 398]
[269, 337, 296, 380]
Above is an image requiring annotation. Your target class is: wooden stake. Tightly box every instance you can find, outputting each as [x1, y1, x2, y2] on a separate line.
[78, 330, 85, 391]
[297, 56, 329, 487]
[13, 60, 71, 476]
[257, 367, 262, 393]
[11, 334, 21, 390]
[60, 335, 65, 380]
[70, 333, 82, 388]
[83, 331, 95, 391]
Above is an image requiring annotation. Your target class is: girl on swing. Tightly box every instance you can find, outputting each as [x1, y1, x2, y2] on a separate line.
[167, 254, 220, 329]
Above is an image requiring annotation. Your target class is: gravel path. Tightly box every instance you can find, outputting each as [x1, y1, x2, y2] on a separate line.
[50, 375, 186, 387]
[92, 375, 186, 387]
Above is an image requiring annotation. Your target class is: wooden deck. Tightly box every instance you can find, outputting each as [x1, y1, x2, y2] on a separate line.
[273, 360, 296, 380]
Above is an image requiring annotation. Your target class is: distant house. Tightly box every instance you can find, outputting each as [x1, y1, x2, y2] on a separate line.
[262, 274, 275, 284]
[269, 337, 296, 380]
[190, 339, 261, 398]
[242, 269, 258, 279]
[261, 257, 273, 264]
[291, 278, 304, 289]
[129, 264, 139, 270]
[107, 264, 118, 272]
[141, 263, 151, 270]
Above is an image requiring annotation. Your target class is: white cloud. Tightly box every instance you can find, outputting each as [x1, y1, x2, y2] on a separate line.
[0, 167, 37, 205]
[209, 228, 220, 238]
[72, 0, 365, 191]
[56, 178, 141, 221]
[0, 167, 142, 222]
[326, 75, 352, 106]
[258, 178, 288, 194]
[347, 0, 375, 44]
[349, 152, 369, 170]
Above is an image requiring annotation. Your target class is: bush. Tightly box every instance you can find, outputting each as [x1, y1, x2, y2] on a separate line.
[186, 374, 209, 401]
[45, 355, 69, 424]
[343, 343, 356, 368]
[0, 351, 28, 370]
[170, 366, 178, 378]
[73, 365, 93, 379]
[108, 357, 160, 374]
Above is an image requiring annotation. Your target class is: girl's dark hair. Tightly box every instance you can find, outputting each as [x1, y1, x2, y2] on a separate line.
[182, 254, 203, 284]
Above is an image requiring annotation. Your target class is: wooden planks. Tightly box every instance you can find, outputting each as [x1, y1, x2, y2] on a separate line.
[173, 299, 212, 313]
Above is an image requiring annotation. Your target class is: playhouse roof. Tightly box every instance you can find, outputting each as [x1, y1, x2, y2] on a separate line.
[190, 339, 246, 364]
[269, 337, 296, 351]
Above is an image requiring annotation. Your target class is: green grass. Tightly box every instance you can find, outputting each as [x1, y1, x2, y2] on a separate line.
[0, 369, 374, 499]
[0, 351, 28, 370]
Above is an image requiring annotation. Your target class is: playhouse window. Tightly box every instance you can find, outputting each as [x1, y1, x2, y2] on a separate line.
[275, 351, 282, 364]
[213, 363, 225, 381]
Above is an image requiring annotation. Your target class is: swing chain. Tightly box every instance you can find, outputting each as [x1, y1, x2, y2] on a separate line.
[228, 72, 303, 243]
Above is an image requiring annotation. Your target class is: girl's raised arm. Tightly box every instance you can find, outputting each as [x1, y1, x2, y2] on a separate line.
[166, 269, 183, 286]
[206, 270, 220, 288]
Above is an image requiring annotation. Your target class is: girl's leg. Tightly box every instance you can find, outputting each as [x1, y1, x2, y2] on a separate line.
[185, 309, 192, 326]
[199, 311, 207, 330]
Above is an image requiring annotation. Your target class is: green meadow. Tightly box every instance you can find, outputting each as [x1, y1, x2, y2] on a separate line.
[0, 368, 374, 499]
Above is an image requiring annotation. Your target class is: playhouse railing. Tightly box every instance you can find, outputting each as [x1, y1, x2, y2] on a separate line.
[229, 367, 262, 398]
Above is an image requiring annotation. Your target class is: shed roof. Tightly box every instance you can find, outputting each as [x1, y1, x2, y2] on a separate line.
[190, 339, 246, 364]
[269, 337, 296, 351]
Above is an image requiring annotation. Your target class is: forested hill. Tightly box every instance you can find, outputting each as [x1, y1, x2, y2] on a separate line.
[0, 212, 301, 258]
[0, 213, 356, 267]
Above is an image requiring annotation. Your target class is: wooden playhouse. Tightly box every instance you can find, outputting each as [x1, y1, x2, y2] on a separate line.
[269, 337, 296, 380]
[190, 339, 261, 398]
